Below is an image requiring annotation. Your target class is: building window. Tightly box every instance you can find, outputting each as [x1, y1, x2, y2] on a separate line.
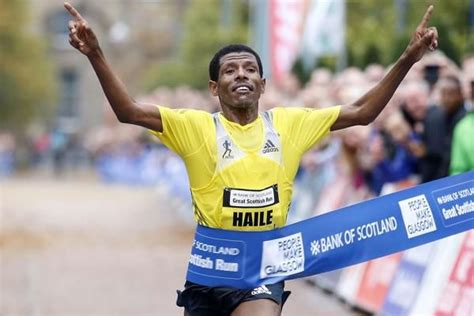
[58, 69, 79, 118]
[47, 10, 72, 50]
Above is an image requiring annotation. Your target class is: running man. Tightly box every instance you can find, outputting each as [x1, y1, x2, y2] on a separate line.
[64, 2, 438, 315]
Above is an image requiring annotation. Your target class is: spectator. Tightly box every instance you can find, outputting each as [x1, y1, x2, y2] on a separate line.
[450, 111, 474, 175]
[0, 132, 16, 177]
[400, 80, 430, 136]
[450, 74, 474, 175]
[425, 75, 467, 179]
[365, 111, 419, 194]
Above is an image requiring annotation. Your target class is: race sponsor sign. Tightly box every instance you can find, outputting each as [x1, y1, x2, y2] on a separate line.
[380, 243, 435, 315]
[260, 233, 305, 278]
[399, 194, 437, 238]
[409, 235, 465, 316]
[188, 232, 245, 280]
[355, 253, 403, 313]
[434, 231, 473, 316]
[186, 172, 474, 288]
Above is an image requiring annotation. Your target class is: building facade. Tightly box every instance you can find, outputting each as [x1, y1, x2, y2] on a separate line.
[28, 0, 186, 132]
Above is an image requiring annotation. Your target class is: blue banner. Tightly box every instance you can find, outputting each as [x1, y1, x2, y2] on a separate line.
[186, 172, 474, 289]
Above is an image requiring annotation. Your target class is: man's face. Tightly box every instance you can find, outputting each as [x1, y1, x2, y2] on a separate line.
[405, 89, 428, 121]
[440, 84, 463, 115]
[209, 52, 265, 110]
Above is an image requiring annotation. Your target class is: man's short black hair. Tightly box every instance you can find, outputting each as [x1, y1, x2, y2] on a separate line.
[209, 44, 263, 82]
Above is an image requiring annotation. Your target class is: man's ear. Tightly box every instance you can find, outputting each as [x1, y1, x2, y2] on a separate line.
[209, 80, 218, 96]
[261, 78, 266, 94]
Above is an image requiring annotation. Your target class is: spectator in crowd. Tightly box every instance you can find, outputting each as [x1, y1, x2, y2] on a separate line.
[366, 111, 420, 194]
[313, 125, 372, 212]
[400, 80, 430, 136]
[461, 56, 474, 109]
[450, 110, 474, 175]
[289, 136, 342, 222]
[50, 127, 69, 176]
[420, 75, 466, 181]
[0, 132, 16, 177]
[450, 77, 474, 175]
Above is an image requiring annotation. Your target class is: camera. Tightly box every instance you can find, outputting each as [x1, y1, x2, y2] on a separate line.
[424, 64, 440, 86]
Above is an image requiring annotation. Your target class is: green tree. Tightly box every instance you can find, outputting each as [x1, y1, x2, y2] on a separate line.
[0, 0, 56, 131]
[346, 0, 398, 67]
[295, 0, 472, 83]
[404, 0, 472, 65]
[141, 0, 249, 91]
[345, 0, 472, 68]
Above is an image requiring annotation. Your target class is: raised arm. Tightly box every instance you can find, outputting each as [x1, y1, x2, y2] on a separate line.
[64, 2, 163, 132]
[331, 5, 438, 131]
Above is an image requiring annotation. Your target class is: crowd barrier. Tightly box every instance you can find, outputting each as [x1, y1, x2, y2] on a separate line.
[293, 169, 473, 315]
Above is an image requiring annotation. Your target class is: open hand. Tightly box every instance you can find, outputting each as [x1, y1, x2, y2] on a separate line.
[405, 5, 438, 63]
[64, 2, 99, 56]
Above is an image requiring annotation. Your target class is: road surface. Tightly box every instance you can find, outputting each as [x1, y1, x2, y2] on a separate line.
[0, 175, 357, 315]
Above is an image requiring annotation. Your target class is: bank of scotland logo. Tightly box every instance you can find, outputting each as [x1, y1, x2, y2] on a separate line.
[310, 240, 320, 256]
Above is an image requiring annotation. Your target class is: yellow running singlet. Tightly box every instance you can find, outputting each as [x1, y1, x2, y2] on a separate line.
[150, 106, 340, 231]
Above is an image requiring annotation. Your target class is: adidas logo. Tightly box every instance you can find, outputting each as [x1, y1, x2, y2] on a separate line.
[251, 285, 272, 296]
[262, 139, 278, 154]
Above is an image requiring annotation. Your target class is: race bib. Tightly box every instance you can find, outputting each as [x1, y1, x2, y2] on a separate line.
[221, 185, 280, 230]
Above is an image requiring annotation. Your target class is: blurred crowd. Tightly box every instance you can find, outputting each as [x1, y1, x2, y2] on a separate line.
[286, 51, 474, 220]
[1, 51, 473, 220]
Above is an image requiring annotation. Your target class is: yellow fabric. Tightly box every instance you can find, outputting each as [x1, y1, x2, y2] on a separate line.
[149, 105, 340, 231]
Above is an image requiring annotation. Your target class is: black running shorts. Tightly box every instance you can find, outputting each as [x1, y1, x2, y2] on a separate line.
[176, 280, 291, 316]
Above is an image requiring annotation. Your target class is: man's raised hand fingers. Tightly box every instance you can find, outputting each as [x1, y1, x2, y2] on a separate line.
[68, 20, 82, 43]
[69, 38, 79, 49]
[418, 5, 434, 30]
[428, 26, 439, 50]
[68, 20, 76, 32]
[64, 2, 84, 21]
[76, 21, 91, 40]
